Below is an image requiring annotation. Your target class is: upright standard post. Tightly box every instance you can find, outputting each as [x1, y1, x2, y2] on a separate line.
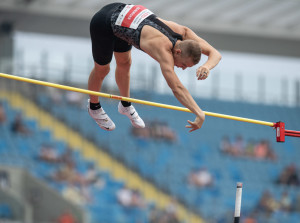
[275, 121, 285, 142]
[234, 182, 243, 223]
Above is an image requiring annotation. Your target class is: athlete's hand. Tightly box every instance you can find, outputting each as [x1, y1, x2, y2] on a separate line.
[185, 113, 205, 132]
[196, 66, 210, 80]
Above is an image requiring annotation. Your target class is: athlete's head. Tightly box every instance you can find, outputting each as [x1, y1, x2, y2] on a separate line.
[172, 40, 201, 70]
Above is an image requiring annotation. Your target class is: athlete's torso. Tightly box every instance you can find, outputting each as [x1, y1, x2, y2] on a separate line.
[110, 3, 183, 50]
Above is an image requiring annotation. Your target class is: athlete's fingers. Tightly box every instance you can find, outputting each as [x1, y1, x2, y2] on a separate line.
[196, 68, 203, 79]
[186, 120, 197, 132]
[187, 120, 193, 125]
[198, 73, 206, 80]
[201, 75, 207, 80]
[196, 71, 202, 79]
[200, 72, 208, 79]
[186, 120, 193, 128]
[197, 67, 210, 80]
[185, 123, 192, 128]
[186, 124, 196, 132]
[189, 128, 197, 133]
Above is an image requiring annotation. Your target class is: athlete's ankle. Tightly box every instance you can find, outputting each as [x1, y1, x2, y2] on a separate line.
[121, 100, 131, 107]
[90, 102, 101, 110]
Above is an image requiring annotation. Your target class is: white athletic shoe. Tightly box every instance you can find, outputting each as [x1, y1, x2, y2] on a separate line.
[87, 100, 116, 131]
[118, 102, 145, 128]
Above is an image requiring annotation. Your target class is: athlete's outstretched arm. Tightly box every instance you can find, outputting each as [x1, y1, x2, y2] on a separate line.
[155, 44, 206, 132]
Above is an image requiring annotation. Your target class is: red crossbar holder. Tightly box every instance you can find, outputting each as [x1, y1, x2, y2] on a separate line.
[274, 122, 300, 142]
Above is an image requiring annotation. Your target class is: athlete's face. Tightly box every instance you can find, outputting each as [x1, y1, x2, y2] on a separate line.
[173, 50, 194, 70]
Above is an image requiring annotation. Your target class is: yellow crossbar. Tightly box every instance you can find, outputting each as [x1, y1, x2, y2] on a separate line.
[0, 73, 275, 127]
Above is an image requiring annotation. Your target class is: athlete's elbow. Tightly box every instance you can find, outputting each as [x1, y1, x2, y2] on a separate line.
[215, 50, 222, 62]
[218, 52, 222, 61]
[182, 26, 191, 39]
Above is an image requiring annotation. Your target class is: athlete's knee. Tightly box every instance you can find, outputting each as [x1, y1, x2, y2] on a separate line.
[93, 63, 110, 79]
[115, 54, 132, 69]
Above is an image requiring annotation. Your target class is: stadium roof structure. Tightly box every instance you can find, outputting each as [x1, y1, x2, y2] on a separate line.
[0, 0, 300, 57]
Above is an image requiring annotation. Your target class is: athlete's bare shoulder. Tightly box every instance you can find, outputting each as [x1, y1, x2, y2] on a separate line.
[156, 17, 186, 36]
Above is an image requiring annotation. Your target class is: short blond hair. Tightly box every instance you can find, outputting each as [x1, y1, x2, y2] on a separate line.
[178, 40, 202, 64]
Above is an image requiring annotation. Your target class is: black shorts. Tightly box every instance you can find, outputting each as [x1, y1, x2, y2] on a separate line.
[90, 3, 132, 65]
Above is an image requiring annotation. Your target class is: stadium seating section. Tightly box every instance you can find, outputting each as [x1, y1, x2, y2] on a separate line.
[1, 91, 300, 223]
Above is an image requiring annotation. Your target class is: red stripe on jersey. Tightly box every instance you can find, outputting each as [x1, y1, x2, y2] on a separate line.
[121, 5, 147, 28]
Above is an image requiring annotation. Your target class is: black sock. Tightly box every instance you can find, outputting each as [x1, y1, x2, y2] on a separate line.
[90, 102, 101, 110]
[121, 101, 131, 107]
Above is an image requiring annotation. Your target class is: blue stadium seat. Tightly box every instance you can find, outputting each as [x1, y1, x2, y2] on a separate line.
[2, 92, 300, 223]
[0, 203, 13, 219]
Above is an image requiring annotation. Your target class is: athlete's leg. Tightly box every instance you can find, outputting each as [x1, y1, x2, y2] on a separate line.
[114, 51, 132, 98]
[88, 62, 110, 103]
[87, 62, 115, 131]
[89, 3, 115, 103]
[114, 51, 145, 128]
[87, 3, 121, 131]
[88, 17, 115, 131]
